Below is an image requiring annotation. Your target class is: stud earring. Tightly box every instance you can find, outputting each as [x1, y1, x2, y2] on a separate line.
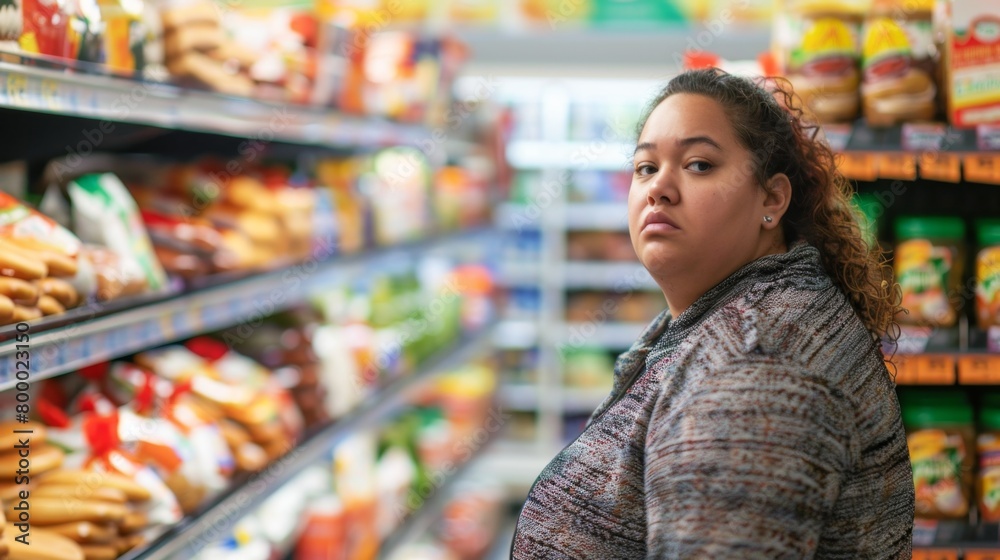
[763, 215, 773, 223]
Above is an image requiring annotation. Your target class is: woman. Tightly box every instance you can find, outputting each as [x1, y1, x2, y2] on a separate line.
[511, 69, 914, 559]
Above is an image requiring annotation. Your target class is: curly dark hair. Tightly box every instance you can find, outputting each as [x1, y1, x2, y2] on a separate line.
[636, 69, 899, 341]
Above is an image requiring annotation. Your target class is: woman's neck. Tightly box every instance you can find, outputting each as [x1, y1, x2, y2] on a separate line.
[660, 240, 789, 319]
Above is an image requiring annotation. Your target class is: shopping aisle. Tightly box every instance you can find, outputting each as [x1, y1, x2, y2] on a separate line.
[0, 0, 999, 558]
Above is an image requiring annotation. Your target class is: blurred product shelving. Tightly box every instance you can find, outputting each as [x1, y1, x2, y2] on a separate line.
[0, 0, 999, 557]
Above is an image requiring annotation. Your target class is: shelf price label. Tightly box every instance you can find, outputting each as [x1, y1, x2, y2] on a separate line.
[964, 155, 1000, 185]
[6, 73, 29, 107]
[891, 354, 919, 385]
[978, 124, 1000, 151]
[837, 153, 878, 182]
[958, 355, 1000, 384]
[912, 550, 958, 560]
[918, 355, 956, 385]
[965, 551, 1000, 560]
[877, 153, 917, 181]
[902, 123, 948, 151]
[919, 153, 961, 183]
[40, 79, 61, 110]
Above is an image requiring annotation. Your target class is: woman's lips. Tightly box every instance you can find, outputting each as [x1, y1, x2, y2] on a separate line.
[641, 212, 680, 233]
[642, 222, 680, 234]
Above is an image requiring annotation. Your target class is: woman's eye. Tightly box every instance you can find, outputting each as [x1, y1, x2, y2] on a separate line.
[634, 164, 656, 176]
[686, 161, 713, 173]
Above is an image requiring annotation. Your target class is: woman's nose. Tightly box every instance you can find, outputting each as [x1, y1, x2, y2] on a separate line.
[646, 171, 678, 206]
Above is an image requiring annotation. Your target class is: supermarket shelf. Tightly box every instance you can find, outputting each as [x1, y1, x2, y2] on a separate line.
[0, 61, 426, 148]
[0, 229, 495, 390]
[565, 203, 629, 231]
[493, 320, 540, 350]
[499, 384, 541, 411]
[500, 385, 607, 414]
[506, 123, 999, 169]
[379, 435, 498, 558]
[563, 388, 610, 413]
[910, 519, 1000, 555]
[564, 261, 656, 290]
[475, 442, 555, 491]
[458, 27, 771, 77]
[496, 202, 631, 231]
[558, 321, 645, 349]
[121, 326, 497, 560]
[495, 203, 540, 230]
[507, 140, 633, 170]
[498, 262, 542, 286]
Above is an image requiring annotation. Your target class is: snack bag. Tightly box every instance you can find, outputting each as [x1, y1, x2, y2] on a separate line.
[136, 346, 288, 457]
[68, 174, 167, 293]
[186, 337, 305, 442]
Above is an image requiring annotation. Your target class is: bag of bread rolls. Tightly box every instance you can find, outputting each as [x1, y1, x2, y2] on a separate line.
[2, 524, 84, 560]
[0, 193, 81, 279]
[39, 407, 182, 529]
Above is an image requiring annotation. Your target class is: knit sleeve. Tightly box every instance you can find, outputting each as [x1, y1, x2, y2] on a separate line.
[644, 357, 854, 559]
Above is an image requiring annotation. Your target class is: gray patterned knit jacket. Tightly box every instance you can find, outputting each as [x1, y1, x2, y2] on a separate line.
[512, 242, 914, 559]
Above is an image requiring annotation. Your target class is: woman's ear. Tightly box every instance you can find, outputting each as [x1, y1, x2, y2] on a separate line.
[762, 173, 792, 228]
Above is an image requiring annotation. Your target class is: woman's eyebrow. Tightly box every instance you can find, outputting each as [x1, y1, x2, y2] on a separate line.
[633, 142, 656, 156]
[678, 136, 722, 151]
[633, 136, 723, 157]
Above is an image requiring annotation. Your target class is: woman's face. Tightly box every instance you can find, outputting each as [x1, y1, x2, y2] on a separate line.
[628, 93, 772, 293]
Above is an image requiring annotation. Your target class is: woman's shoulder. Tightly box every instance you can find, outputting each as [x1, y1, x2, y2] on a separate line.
[673, 279, 884, 389]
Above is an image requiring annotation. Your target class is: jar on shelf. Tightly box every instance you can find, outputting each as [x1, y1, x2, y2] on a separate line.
[978, 394, 1000, 522]
[894, 216, 966, 327]
[975, 219, 1000, 331]
[852, 193, 882, 250]
[901, 389, 975, 519]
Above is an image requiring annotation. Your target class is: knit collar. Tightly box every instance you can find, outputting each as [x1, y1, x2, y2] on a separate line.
[608, 241, 825, 392]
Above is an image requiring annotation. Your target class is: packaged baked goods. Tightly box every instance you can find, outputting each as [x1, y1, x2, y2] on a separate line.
[0, 192, 80, 278]
[2, 524, 84, 560]
[860, 0, 938, 126]
[942, 0, 1000, 126]
[135, 346, 290, 459]
[901, 390, 974, 519]
[979, 394, 1000, 522]
[775, 0, 865, 122]
[366, 147, 432, 246]
[68, 174, 166, 294]
[185, 338, 304, 443]
[160, 0, 256, 96]
[80, 245, 148, 302]
[76, 414, 184, 527]
[976, 219, 1000, 331]
[894, 216, 966, 327]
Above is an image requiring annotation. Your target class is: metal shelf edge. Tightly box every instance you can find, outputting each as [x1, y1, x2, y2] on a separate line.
[0, 230, 496, 390]
[0, 62, 427, 148]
